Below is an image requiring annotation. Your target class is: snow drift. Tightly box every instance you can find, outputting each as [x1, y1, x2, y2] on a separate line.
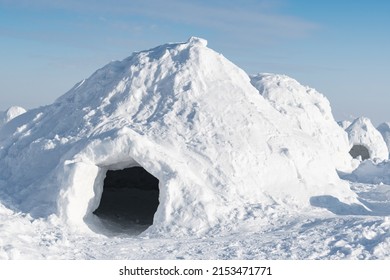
[0, 37, 360, 236]
[345, 117, 388, 162]
[250, 73, 353, 172]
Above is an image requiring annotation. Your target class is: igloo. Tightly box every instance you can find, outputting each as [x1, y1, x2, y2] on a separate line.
[345, 117, 389, 162]
[0, 37, 359, 236]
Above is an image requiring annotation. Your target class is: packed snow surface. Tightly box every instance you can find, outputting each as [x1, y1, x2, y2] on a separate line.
[345, 117, 389, 161]
[0, 37, 389, 259]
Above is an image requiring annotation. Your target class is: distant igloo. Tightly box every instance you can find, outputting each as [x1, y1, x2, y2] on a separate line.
[345, 117, 389, 161]
[0, 38, 359, 236]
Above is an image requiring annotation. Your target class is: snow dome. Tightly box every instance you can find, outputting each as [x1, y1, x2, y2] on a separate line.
[0, 38, 359, 236]
[250, 73, 353, 172]
[345, 117, 389, 162]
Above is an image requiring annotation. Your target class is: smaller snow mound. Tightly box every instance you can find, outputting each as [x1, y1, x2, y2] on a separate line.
[0, 106, 26, 128]
[346, 117, 388, 162]
[250, 73, 353, 172]
[377, 122, 390, 156]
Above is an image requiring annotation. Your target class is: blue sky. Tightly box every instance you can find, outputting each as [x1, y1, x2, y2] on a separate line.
[1, 0, 389, 124]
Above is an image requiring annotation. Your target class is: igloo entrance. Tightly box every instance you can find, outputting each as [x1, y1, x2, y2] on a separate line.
[349, 144, 370, 160]
[93, 166, 159, 232]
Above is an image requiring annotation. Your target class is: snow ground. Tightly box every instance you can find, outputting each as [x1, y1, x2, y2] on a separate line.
[1, 179, 390, 260]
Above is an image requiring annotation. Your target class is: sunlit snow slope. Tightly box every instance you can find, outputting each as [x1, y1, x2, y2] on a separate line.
[250, 73, 353, 172]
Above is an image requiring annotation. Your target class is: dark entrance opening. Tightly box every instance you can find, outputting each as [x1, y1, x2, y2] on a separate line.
[93, 166, 159, 233]
[349, 144, 370, 160]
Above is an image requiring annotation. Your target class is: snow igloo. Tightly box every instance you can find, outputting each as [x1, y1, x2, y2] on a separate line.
[0, 37, 359, 236]
[345, 117, 389, 162]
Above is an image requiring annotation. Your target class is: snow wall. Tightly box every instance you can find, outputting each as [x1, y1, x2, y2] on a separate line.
[0, 37, 360, 236]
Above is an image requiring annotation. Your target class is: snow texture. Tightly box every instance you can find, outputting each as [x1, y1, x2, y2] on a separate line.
[377, 122, 390, 156]
[250, 73, 353, 172]
[345, 117, 389, 161]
